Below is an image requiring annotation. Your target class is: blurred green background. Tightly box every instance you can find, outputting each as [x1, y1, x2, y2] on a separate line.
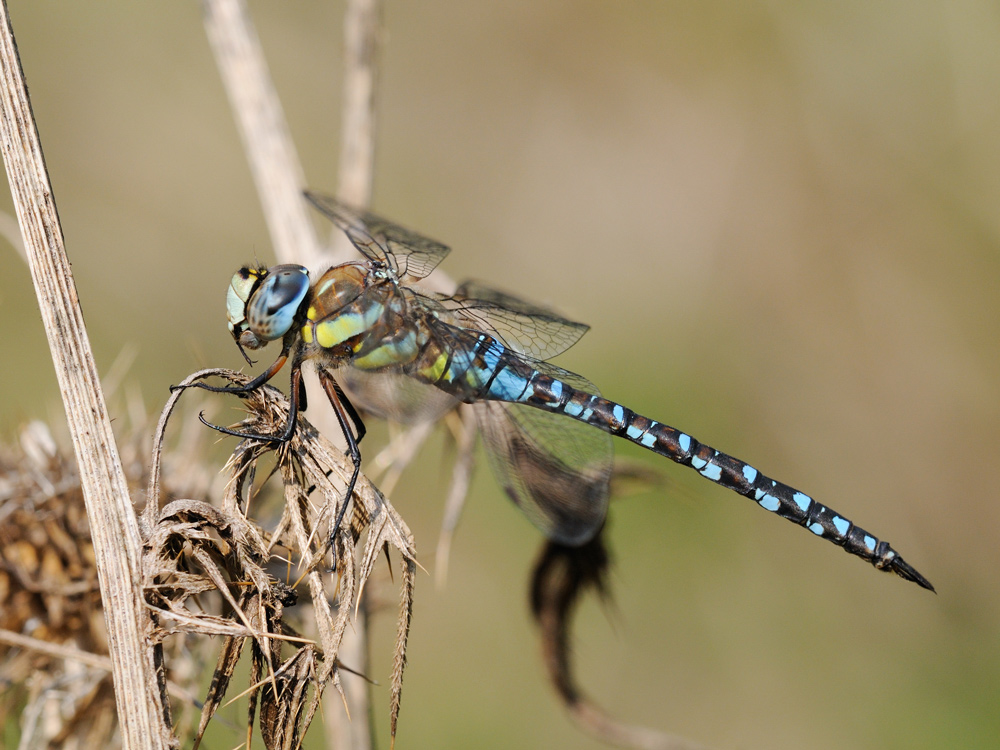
[2, 2, 998, 748]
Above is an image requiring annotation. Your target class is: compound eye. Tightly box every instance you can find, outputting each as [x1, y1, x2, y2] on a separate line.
[227, 267, 260, 332]
[247, 265, 310, 341]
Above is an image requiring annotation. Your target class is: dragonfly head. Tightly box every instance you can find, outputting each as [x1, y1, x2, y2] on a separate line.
[226, 264, 310, 363]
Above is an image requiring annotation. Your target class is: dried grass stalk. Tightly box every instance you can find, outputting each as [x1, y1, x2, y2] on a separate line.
[0, 4, 172, 747]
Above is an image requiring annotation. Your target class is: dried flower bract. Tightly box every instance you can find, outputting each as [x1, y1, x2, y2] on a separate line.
[148, 368, 416, 748]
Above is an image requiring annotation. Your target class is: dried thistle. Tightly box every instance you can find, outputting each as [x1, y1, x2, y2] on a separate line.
[0, 360, 692, 750]
[147, 368, 416, 748]
[0, 420, 114, 749]
[0, 396, 218, 749]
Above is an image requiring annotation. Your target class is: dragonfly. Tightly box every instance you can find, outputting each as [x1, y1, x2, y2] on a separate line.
[195, 190, 933, 592]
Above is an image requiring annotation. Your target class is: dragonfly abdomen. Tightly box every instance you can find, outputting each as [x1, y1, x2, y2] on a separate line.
[408, 329, 542, 402]
[523, 377, 933, 589]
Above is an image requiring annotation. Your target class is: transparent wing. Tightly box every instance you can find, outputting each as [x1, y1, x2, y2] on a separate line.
[305, 190, 451, 279]
[337, 300, 611, 542]
[475, 362, 612, 545]
[415, 281, 590, 362]
[339, 367, 459, 425]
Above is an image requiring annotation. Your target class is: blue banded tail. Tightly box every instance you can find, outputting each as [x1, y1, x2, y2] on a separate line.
[426, 328, 932, 590]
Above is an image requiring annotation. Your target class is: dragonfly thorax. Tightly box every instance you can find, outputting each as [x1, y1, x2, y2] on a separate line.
[308, 262, 370, 313]
[301, 262, 424, 371]
[226, 264, 310, 355]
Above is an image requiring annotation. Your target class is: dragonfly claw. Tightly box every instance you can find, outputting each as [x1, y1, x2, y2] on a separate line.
[196, 410, 289, 445]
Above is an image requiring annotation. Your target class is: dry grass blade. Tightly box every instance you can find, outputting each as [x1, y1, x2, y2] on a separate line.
[191, 614, 247, 750]
[152, 368, 418, 746]
[259, 646, 316, 750]
[389, 557, 416, 745]
[434, 403, 479, 587]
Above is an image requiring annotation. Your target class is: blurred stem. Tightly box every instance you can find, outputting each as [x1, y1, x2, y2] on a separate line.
[203, 1, 384, 748]
[202, 0, 324, 269]
[0, 3, 169, 748]
[336, 0, 379, 207]
[328, 1, 383, 748]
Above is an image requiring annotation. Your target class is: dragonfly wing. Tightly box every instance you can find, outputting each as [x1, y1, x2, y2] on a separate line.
[415, 282, 590, 361]
[475, 362, 612, 545]
[339, 368, 460, 425]
[305, 191, 451, 279]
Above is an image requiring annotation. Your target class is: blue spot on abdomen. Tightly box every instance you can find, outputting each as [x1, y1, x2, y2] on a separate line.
[758, 493, 780, 512]
[481, 342, 503, 373]
[488, 367, 530, 401]
[699, 462, 723, 481]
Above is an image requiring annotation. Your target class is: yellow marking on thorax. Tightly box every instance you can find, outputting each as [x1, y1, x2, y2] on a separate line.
[355, 344, 401, 369]
[314, 305, 382, 350]
[419, 351, 450, 383]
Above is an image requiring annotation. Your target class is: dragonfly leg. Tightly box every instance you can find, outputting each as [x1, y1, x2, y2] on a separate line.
[196, 359, 302, 445]
[317, 369, 364, 551]
[326, 376, 366, 444]
[171, 348, 290, 396]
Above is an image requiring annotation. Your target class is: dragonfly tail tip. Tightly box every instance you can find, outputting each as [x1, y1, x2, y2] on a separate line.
[889, 555, 935, 593]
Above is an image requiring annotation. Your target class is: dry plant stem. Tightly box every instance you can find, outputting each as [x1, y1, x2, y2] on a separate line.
[0, 628, 201, 707]
[337, 0, 380, 207]
[435, 404, 479, 587]
[0, 628, 114, 673]
[532, 539, 708, 750]
[202, 0, 324, 269]
[0, 4, 170, 748]
[330, 3, 383, 747]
